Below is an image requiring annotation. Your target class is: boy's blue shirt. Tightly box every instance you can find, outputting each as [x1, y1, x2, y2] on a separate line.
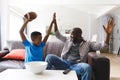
[23, 40, 45, 62]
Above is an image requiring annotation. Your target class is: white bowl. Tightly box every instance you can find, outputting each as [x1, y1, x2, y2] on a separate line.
[25, 61, 48, 74]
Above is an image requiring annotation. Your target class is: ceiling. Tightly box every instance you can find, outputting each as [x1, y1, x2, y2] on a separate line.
[9, 0, 120, 18]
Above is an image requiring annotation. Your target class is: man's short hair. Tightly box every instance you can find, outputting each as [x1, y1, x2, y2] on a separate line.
[73, 27, 82, 36]
[31, 31, 41, 41]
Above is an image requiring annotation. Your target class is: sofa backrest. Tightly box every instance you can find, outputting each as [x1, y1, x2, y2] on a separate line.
[43, 39, 64, 58]
[6, 40, 24, 51]
[6, 40, 64, 58]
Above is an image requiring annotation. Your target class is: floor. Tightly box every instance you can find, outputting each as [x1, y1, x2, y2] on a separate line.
[101, 53, 120, 80]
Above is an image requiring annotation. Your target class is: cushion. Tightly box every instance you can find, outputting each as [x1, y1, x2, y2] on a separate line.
[3, 49, 25, 60]
[6, 40, 24, 51]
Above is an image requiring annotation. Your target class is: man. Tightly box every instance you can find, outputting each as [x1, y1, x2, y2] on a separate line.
[45, 13, 114, 80]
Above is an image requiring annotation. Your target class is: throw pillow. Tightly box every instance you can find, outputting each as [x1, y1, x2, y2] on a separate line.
[3, 49, 25, 60]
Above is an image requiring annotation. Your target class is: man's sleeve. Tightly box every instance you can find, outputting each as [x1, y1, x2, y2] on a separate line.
[55, 30, 67, 42]
[90, 41, 109, 51]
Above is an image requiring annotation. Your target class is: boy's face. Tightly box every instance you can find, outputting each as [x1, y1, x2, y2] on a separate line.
[32, 35, 42, 46]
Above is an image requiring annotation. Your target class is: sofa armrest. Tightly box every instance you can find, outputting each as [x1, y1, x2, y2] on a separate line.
[87, 52, 110, 80]
[0, 48, 9, 58]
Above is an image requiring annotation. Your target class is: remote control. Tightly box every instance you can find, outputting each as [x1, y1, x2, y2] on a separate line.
[63, 69, 71, 74]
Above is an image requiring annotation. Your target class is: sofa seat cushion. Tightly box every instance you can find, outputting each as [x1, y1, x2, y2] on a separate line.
[0, 60, 24, 72]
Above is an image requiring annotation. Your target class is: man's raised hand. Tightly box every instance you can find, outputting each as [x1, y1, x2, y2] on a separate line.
[103, 17, 115, 35]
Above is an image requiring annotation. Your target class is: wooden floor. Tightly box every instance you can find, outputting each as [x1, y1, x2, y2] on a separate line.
[101, 53, 120, 80]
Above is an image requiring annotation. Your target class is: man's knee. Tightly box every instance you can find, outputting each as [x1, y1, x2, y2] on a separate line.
[80, 63, 91, 70]
[84, 63, 91, 72]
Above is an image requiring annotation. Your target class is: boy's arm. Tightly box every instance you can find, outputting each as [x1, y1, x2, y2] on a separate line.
[43, 20, 54, 43]
[43, 13, 55, 43]
[19, 14, 31, 41]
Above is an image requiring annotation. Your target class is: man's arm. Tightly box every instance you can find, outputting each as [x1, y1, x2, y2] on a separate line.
[53, 13, 67, 42]
[90, 17, 115, 51]
[103, 17, 115, 44]
[19, 13, 31, 41]
[43, 13, 55, 43]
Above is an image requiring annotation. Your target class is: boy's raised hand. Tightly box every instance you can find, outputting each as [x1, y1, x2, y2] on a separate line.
[24, 12, 37, 21]
[24, 13, 33, 22]
[53, 12, 56, 22]
[43, 13, 55, 43]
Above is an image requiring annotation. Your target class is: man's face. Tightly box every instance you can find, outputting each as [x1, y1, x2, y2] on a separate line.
[70, 30, 79, 42]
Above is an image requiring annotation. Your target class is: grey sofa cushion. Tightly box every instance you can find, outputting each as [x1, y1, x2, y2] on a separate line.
[0, 60, 24, 72]
[43, 39, 64, 58]
[6, 41, 24, 51]
[6, 40, 64, 58]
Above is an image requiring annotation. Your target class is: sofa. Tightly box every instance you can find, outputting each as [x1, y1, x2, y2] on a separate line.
[0, 39, 110, 80]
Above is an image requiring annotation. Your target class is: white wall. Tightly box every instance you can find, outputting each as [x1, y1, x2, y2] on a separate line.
[90, 15, 99, 41]
[0, 3, 96, 49]
[27, 5, 91, 40]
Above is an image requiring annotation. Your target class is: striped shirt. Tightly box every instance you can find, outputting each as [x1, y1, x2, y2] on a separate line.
[55, 30, 108, 62]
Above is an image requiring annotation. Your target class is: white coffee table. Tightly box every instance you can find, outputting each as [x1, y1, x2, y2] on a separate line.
[0, 69, 78, 80]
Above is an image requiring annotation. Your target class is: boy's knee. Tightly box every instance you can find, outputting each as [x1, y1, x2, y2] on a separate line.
[45, 54, 55, 61]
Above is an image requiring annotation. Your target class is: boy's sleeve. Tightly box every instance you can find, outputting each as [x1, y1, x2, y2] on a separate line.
[41, 42, 45, 47]
[23, 40, 30, 46]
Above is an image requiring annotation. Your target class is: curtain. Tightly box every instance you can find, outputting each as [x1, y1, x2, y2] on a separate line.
[0, 15, 1, 50]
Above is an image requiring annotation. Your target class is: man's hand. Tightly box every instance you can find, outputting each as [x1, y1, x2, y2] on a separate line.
[103, 17, 115, 44]
[103, 17, 115, 35]
[53, 12, 56, 23]
[52, 12, 58, 32]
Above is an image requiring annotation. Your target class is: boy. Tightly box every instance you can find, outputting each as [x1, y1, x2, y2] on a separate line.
[19, 12, 55, 62]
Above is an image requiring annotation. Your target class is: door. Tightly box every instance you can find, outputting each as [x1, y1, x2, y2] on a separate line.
[112, 15, 120, 54]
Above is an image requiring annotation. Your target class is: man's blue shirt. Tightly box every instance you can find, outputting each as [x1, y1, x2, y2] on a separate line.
[23, 40, 45, 62]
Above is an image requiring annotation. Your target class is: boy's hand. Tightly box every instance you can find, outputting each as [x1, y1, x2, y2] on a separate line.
[43, 13, 55, 43]
[53, 12, 56, 23]
[53, 12, 56, 20]
[24, 13, 33, 22]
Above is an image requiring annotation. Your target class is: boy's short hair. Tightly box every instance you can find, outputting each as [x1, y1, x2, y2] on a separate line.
[31, 31, 41, 41]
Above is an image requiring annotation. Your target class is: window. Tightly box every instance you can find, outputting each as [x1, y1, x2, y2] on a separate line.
[9, 11, 23, 40]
